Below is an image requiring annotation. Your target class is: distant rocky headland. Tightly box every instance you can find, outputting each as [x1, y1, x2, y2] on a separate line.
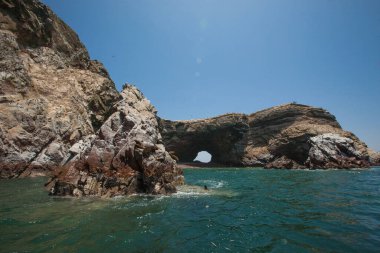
[160, 104, 380, 169]
[0, 0, 379, 197]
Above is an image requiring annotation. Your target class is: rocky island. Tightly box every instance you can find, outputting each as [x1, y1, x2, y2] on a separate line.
[0, 0, 379, 197]
[160, 104, 379, 169]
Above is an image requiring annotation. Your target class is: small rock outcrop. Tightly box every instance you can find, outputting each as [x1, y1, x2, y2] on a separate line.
[0, 0, 120, 178]
[369, 150, 380, 166]
[46, 85, 183, 197]
[160, 104, 373, 169]
[306, 134, 369, 168]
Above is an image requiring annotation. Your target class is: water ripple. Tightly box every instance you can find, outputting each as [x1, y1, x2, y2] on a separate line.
[1, 168, 380, 252]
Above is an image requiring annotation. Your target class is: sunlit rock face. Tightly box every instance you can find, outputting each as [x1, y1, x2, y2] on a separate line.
[46, 85, 184, 197]
[0, 0, 183, 197]
[0, 0, 121, 178]
[160, 104, 372, 169]
[369, 150, 380, 166]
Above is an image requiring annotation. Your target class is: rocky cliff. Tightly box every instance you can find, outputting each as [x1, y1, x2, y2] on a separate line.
[160, 104, 373, 169]
[0, 0, 376, 196]
[0, 0, 121, 178]
[0, 0, 183, 197]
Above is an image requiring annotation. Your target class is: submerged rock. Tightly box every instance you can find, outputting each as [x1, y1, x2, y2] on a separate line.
[46, 85, 184, 197]
[160, 104, 374, 169]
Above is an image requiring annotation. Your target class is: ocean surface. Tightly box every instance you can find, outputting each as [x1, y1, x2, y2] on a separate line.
[1, 168, 380, 253]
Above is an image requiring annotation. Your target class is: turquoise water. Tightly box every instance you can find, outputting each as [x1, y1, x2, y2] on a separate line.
[1, 168, 380, 253]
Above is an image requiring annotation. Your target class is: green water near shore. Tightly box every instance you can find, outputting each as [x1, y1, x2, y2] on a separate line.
[1, 168, 380, 252]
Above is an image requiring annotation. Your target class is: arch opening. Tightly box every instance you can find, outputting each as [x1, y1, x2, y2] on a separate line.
[193, 151, 212, 163]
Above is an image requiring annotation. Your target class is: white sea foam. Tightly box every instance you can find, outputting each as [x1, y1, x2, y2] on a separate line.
[174, 185, 210, 197]
[197, 179, 227, 189]
[175, 184, 238, 198]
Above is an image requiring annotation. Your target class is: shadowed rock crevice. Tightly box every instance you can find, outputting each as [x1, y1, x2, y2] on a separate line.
[160, 114, 249, 165]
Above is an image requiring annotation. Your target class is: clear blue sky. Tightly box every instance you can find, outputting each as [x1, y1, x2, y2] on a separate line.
[42, 0, 380, 151]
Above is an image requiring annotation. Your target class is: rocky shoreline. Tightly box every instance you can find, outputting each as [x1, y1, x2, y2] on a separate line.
[0, 0, 379, 198]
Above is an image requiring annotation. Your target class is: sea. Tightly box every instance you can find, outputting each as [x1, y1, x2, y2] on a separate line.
[1, 167, 380, 253]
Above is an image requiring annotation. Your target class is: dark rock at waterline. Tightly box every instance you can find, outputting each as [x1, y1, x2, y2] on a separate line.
[265, 156, 305, 170]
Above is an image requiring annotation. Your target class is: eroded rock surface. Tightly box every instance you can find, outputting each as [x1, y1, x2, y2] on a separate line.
[369, 150, 380, 166]
[160, 104, 373, 169]
[0, 0, 183, 197]
[46, 85, 184, 197]
[0, 0, 120, 178]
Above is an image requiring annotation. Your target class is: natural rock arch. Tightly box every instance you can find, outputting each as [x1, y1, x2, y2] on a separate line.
[159, 104, 372, 169]
[160, 114, 249, 165]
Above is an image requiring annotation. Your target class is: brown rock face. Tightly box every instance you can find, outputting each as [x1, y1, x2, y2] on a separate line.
[0, 0, 183, 197]
[160, 104, 372, 169]
[0, 0, 117, 178]
[46, 85, 184, 197]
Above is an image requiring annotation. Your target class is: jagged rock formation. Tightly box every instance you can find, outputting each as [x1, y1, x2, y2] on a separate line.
[0, 0, 120, 178]
[0, 0, 182, 197]
[160, 104, 373, 169]
[46, 85, 184, 197]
